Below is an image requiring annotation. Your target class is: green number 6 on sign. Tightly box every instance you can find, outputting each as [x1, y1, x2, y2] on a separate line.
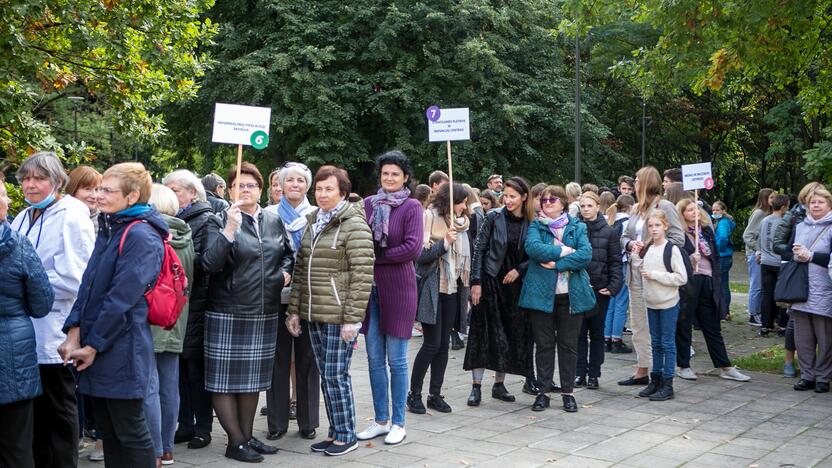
[250, 131, 269, 150]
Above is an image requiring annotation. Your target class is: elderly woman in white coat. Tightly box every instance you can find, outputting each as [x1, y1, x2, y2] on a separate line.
[11, 151, 95, 468]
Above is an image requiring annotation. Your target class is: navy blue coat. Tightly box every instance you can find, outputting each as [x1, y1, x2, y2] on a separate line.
[0, 224, 54, 404]
[64, 209, 166, 399]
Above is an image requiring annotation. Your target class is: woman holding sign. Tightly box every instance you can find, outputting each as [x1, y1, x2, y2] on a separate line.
[674, 199, 749, 382]
[201, 162, 295, 463]
[464, 177, 535, 406]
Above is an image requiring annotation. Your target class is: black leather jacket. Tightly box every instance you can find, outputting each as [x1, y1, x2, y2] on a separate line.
[471, 208, 529, 285]
[202, 207, 294, 314]
[206, 191, 229, 214]
[773, 203, 806, 258]
[177, 202, 215, 357]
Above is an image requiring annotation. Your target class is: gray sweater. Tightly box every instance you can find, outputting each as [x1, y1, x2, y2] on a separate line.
[758, 214, 783, 267]
[742, 208, 767, 254]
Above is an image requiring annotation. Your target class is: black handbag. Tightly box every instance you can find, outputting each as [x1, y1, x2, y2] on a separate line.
[774, 225, 830, 304]
[773, 261, 808, 304]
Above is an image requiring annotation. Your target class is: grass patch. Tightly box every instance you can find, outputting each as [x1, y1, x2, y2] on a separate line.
[730, 282, 749, 293]
[733, 344, 796, 374]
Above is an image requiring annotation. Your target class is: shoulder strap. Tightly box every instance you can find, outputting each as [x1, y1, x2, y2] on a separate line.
[662, 242, 674, 273]
[118, 220, 146, 255]
[809, 225, 832, 250]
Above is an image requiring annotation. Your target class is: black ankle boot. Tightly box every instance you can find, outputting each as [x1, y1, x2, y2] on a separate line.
[638, 373, 662, 398]
[491, 382, 516, 402]
[467, 384, 482, 406]
[649, 377, 675, 401]
[605, 338, 612, 352]
[407, 392, 426, 414]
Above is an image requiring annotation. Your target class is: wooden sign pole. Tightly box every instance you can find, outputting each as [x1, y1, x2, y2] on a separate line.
[446, 140, 455, 224]
[694, 189, 700, 273]
[235, 144, 243, 201]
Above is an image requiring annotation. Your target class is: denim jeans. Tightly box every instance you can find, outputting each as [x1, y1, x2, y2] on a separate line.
[647, 303, 680, 380]
[604, 263, 629, 339]
[144, 352, 180, 457]
[719, 255, 733, 312]
[365, 287, 409, 427]
[746, 253, 762, 318]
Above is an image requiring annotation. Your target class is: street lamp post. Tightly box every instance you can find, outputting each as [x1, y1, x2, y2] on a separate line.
[574, 34, 581, 184]
[68, 96, 85, 143]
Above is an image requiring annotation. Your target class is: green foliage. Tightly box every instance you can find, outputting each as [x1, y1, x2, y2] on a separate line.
[4, 181, 24, 218]
[733, 344, 796, 374]
[804, 127, 832, 183]
[0, 0, 216, 171]
[165, 0, 623, 191]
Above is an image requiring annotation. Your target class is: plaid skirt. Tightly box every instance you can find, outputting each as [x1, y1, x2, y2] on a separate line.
[204, 311, 279, 393]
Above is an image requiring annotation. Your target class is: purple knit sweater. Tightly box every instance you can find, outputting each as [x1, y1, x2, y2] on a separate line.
[361, 197, 424, 339]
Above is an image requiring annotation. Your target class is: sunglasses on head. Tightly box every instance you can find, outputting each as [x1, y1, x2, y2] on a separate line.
[540, 197, 560, 205]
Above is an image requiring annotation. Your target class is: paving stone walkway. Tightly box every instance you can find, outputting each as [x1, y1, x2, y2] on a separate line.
[78, 316, 831, 468]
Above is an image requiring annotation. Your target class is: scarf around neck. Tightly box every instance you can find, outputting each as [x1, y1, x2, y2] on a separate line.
[278, 196, 313, 251]
[369, 187, 411, 249]
[117, 203, 152, 218]
[424, 209, 471, 294]
[313, 199, 346, 238]
[539, 212, 569, 238]
[688, 225, 712, 257]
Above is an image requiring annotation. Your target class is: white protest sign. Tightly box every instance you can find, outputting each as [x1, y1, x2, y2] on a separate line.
[211, 103, 271, 147]
[427, 107, 470, 142]
[682, 162, 714, 191]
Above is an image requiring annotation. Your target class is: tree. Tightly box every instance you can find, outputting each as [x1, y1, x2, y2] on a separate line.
[165, 0, 623, 192]
[0, 0, 216, 173]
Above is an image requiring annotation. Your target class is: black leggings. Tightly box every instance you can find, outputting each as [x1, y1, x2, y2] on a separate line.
[760, 264, 785, 330]
[411, 292, 458, 396]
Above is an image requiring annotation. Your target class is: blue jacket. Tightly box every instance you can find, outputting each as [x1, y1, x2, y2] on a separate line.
[64, 209, 166, 399]
[713, 217, 735, 258]
[519, 217, 594, 314]
[0, 224, 54, 404]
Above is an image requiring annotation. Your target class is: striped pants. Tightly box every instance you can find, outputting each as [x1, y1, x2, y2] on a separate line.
[309, 322, 356, 444]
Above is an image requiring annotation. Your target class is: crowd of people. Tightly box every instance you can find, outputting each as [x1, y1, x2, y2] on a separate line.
[1, 150, 830, 467]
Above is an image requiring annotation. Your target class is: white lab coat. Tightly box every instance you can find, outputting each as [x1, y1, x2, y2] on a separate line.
[11, 195, 95, 364]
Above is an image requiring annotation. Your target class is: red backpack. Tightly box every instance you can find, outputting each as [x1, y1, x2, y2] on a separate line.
[119, 220, 189, 330]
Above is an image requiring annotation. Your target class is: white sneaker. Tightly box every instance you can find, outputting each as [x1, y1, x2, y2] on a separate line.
[88, 449, 104, 462]
[678, 367, 697, 380]
[384, 425, 406, 445]
[720, 367, 751, 382]
[690, 346, 696, 357]
[357, 421, 391, 440]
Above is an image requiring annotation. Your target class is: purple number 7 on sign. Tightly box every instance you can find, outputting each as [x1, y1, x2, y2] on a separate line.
[426, 105, 441, 122]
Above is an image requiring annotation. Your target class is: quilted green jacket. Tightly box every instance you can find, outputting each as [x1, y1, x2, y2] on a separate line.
[289, 196, 374, 325]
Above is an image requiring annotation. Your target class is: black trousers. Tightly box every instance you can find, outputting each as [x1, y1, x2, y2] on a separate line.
[177, 353, 213, 436]
[676, 275, 732, 369]
[412, 292, 458, 395]
[92, 397, 155, 468]
[0, 399, 35, 468]
[577, 294, 611, 378]
[33, 364, 78, 468]
[528, 295, 582, 394]
[266, 305, 320, 432]
[760, 264, 785, 330]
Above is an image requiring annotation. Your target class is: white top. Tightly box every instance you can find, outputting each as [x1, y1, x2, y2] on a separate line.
[640, 240, 688, 309]
[12, 196, 95, 364]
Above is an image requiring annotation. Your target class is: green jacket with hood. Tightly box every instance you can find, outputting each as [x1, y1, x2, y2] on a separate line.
[151, 214, 194, 353]
[289, 195, 374, 325]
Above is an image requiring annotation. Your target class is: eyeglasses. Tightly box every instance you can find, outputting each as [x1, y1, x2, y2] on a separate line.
[540, 197, 561, 205]
[98, 186, 122, 195]
[236, 183, 259, 191]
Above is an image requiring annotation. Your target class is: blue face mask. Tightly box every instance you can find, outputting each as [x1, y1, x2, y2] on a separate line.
[712, 213, 723, 220]
[25, 192, 56, 210]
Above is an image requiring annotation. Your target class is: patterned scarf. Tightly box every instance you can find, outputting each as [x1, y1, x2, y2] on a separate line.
[539, 212, 570, 239]
[278, 196, 313, 251]
[688, 225, 712, 257]
[369, 187, 411, 249]
[313, 199, 346, 238]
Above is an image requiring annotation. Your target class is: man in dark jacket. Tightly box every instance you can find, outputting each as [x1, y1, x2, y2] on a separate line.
[202, 173, 229, 214]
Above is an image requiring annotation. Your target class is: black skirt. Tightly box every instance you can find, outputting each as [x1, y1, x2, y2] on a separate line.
[463, 274, 534, 377]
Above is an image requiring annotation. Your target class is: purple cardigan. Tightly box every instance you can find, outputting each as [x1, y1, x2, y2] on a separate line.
[361, 197, 424, 339]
